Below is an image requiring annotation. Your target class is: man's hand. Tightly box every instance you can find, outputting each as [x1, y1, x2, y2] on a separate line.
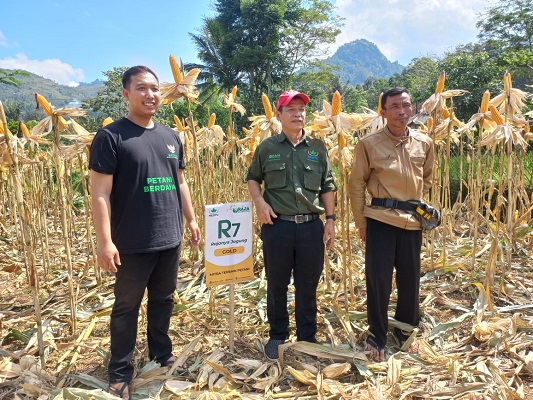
[359, 227, 367, 243]
[324, 219, 335, 249]
[254, 198, 277, 225]
[97, 240, 121, 273]
[188, 220, 202, 247]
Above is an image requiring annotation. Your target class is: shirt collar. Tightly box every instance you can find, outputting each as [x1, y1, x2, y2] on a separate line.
[383, 125, 410, 141]
[277, 130, 309, 146]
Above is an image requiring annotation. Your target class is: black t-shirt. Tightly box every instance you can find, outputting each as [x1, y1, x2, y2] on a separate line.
[89, 118, 185, 253]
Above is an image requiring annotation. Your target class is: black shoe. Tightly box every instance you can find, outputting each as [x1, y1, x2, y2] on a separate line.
[264, 339, 284, 360]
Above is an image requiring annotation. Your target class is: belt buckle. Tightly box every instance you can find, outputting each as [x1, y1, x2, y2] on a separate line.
[384, 199, 397, 208]
[294, 214, 306, 224]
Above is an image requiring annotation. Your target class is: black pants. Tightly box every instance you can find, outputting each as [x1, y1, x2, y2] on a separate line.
[108, 244, 181, 384]
[261, 218, 324, 342]
[365, 218, 422, 348]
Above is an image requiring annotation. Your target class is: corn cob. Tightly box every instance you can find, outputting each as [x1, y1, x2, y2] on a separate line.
[35, 93, 53, 116]
[480, 90, 490, 113]
[169, 55, 182, 83]
[173, 115, 185, 130]
[503, 71, 512, 92]
[207, 113, 216, 128]
[331, 91, 341, 116]
[262, 94, 274, 119]
[435, 71, 445, 93]
[19, 121, 30, 138]
[231, 86, 238, 100]
[488, 104, 504, 125]
[427, 116, 434, 132]
[377, 92, 383, 114]
[249, 140, 258, 153]
[419, 123, 427, 133]
[442, 107, 450, 118]
[338, 132, 346, 148]
[102, 117, 113, 127]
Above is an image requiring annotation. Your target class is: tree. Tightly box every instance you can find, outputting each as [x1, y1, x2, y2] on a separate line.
[0, 69, 30, 87]
[437, 45, 503, 120]
[237, 0, 287, 102]
[279, 0, 343, 88]
[188, 18, 240, 98]
[389, 57, 439, 107]
[290, 61, 340, 111]
[476, 0, 533, 86]
[363, 77, 390, 111]
[342, 85, 368, 113]
[291, 61, 367, 113]
[83, 67, 129, 122]
[2, 101, 24, 122]
[190, 0, 342, 113]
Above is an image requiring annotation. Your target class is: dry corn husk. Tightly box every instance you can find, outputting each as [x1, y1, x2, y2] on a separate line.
[160, 55, 200, 104]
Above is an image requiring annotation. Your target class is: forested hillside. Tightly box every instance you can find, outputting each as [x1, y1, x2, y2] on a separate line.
[326, 39, 405, 84]
[0, 72, 102, 120]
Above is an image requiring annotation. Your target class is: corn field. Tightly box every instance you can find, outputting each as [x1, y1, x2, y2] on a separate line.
[0, 58, 532, 399]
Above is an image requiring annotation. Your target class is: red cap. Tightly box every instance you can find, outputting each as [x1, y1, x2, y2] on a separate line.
[276, 90, 310, 111]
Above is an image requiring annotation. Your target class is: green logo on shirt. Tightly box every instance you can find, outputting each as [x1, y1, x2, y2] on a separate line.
[307, 150, 319, 162]
[167, 144, 178, 159]
[144, 176, 177, 192]
[268, 154, 281, 160]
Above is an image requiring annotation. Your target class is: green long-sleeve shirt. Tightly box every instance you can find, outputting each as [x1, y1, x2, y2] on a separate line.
[246, 132, 336, 215]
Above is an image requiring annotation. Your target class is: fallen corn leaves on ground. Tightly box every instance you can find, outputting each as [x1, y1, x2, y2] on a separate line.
[0, 211, 532, 400]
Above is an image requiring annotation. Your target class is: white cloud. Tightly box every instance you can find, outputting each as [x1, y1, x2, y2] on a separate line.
[0, 53, 85, 86]
[333, 0, 491, 65]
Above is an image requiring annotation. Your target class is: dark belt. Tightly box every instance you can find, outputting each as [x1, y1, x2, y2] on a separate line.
[277, 213, 319, 224]
[371, 197, 417, 212]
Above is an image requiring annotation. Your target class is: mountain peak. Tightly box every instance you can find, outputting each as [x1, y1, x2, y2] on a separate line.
[326, 39, 404, 84]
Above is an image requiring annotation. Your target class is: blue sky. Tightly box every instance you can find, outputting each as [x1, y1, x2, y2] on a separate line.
[0, 0, 494, 87]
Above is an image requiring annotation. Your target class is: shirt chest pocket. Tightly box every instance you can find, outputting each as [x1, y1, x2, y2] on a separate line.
[303, 163, 322, 192]
[410, 153, 425, 175]
[264, 162, 286, 189]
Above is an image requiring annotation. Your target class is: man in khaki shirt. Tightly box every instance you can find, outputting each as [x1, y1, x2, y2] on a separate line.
[348, 87, 434, 362]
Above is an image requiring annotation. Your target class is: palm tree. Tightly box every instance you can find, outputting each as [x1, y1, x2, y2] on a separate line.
[186, 18, 241, 103]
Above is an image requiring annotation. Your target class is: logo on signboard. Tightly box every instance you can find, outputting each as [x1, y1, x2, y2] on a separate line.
[231, 205, 250, 213]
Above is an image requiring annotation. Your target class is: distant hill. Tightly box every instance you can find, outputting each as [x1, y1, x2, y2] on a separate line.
[0, 71, 103, 120]
[1, 42, 402, 120]
[326, 39, 405, 84]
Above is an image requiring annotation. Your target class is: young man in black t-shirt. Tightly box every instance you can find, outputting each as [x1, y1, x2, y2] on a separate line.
[89, 66, 201, 399]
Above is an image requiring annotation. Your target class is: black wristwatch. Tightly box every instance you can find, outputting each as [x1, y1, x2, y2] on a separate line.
[325, 214, 336, 221]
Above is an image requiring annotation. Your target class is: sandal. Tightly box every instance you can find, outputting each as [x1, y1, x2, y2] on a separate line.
[395, 329, 419, 355]
[365, 339, 386, 362]
[109, 381, 130, 400]
[400, 340, 419, 355]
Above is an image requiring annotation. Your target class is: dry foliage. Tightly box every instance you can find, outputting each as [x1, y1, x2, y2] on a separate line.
[0, 65, 532, 399]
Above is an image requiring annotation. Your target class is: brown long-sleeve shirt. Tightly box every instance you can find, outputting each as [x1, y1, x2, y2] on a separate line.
[348, 126, 435, 230]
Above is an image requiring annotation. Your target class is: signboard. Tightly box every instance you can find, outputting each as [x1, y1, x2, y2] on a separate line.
[205, 202, 254, 287]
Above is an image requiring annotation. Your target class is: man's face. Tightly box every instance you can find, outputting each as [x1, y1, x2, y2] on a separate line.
[276, 97, 307, 134]
[122, 71, 161, 118]
[381, 92, 412, 132]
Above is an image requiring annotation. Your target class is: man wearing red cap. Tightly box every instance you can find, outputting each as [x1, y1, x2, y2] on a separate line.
[246, 90, 336, 359]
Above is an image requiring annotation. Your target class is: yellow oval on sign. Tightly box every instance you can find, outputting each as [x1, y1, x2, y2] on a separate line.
[214, 246, 245, 257]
